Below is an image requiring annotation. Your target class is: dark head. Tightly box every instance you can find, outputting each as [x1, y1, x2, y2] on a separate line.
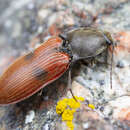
[66, 27, 114, 61]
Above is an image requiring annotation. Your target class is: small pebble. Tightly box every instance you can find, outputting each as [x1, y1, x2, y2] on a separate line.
[104, 117, 110, 121]
[42, 123, 49, 130]
[99, 80, 105, 86]
[44, 96, 49, 101]
[27, 3, 35, 10]
[82, 122, 89, 129]
[116, 61, 124, 68]
[100, 106, 104, 112]
[85, 99, 89, 105]
[25, 110, 35, 124]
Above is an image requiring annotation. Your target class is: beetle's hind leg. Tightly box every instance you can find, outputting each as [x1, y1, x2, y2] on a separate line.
[38, 89, 43, 96]
[92, 50, 111, 67]
[67, 70, 78, 102]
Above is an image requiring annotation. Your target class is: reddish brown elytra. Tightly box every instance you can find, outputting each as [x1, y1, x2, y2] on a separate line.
[0, 27, 114, 105]
[0, 36, 70, 105]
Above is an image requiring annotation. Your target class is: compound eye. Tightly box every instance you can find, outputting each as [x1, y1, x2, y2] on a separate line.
[103, 34, 112, 45]
[106, 40, 113, 46]
[102, 31, 113, 46]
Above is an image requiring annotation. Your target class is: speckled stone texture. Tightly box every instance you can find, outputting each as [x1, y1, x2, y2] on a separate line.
[0, 0, 130, 130]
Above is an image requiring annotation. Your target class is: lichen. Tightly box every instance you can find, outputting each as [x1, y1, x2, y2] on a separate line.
[56, 96, 95, 130]
[56, 96, 83, 130]
[88, 104, 95, 109]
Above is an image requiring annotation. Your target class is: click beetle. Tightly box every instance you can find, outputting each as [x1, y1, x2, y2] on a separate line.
[0, 27, 114, 105]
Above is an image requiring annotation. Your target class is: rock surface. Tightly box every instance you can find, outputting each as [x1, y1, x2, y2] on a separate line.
[0, 0, 130, 130]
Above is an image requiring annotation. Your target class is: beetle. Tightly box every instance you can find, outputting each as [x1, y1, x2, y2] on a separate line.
[0, 27, 114, 105]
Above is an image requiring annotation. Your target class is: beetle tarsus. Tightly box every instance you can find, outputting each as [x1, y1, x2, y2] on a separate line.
[69, 88, 78, 102]
[67, 70, 78, 102]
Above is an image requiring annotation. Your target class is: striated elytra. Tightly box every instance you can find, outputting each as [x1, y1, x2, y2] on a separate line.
[0, 27, 114, 105]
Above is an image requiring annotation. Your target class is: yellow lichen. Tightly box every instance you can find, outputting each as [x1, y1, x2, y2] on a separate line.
[66, 121, 74, 130]
[88, 104, 95, 109]
[56, 96, 85, 130]
[62, 109, 75, 121]
[67, 98, 80, 109]
[56, 98, 68, 115]
[56, 96, 95, 130]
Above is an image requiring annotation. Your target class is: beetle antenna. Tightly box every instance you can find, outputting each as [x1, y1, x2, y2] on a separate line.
[110, 44, 114, 89]
[59, 34, 68, 47]
[59, 34, 67, 41]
